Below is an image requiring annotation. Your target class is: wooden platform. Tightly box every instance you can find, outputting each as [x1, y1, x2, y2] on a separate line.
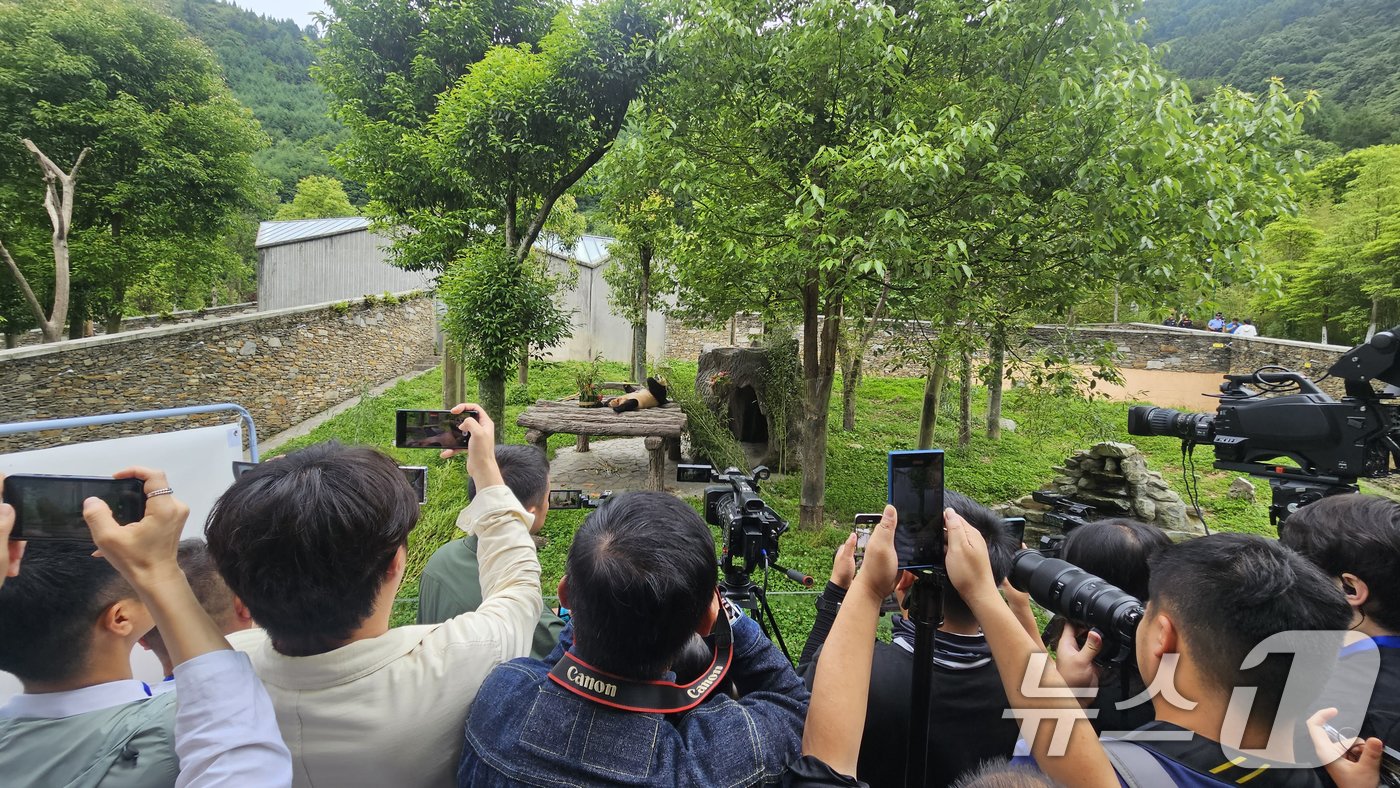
[516, 400, 687, 490]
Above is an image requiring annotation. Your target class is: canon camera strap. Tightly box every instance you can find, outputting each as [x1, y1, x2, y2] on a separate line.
[548, 593, 735, 714]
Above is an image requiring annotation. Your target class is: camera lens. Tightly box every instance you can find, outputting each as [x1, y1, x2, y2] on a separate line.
[1127, 405, 1215, 441]
[1010, 550, 1144, 663]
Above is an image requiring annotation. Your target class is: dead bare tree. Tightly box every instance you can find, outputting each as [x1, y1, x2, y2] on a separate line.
[0, 139, 89, 343]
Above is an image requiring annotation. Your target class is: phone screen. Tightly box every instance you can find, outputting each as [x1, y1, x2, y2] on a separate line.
[549, 489, 583, 509]
[401, 466, 428, 504]
[396, 410, 472, 449]
[4, 475, 146, 541]
[888, 450, 945, 570]
[1003, 517, 1027, 546]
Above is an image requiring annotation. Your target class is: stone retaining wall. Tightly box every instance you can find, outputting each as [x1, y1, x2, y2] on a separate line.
[0, 294, 436, 452]
[663, 315, 1353, 390]
[5, 303, 261, 348]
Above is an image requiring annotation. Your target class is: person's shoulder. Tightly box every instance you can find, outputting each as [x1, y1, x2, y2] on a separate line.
[422, 536, 476, 576]
[226, 626, 270, 653]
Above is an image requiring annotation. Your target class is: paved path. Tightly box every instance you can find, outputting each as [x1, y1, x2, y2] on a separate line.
[548, 437, 712, 498]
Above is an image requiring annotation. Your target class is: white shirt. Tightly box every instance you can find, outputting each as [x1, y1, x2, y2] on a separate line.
[1235, 324, 1258, 337]
[229, 485, 541, 788]
[172, 650, 291, 787]
[0, 678, 153, 719]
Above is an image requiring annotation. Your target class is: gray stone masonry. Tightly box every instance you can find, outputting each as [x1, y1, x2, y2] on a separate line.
[0, 293, 435, 452]
[997, 440, 1205, 544]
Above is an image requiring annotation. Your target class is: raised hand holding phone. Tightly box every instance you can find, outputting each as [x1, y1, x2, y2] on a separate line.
[439, 404, 506, 491]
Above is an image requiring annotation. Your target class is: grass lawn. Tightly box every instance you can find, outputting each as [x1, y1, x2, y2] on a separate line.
[269, 360, 1392, 652]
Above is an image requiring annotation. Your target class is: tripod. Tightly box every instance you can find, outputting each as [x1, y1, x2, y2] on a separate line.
[904, 570, 946, 788]
[720, 567, 792, 662]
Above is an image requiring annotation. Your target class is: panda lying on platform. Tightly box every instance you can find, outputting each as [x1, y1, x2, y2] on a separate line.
[600, 377, 670, 414]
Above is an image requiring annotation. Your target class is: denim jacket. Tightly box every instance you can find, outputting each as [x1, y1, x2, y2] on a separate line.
[458, 615, 810, 787]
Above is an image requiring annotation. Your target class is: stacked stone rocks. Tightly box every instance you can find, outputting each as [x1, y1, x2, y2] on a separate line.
[1003, 441, 1203, 540]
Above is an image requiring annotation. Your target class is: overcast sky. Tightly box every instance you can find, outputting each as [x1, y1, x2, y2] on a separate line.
[228, 0, 328, 27]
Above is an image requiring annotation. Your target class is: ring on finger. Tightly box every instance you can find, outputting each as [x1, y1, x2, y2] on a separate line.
[146, 488, 174, 499]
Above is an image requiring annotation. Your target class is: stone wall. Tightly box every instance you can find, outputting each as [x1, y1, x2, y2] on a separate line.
[0, 294, 436, 452]
[5, 303, 260, 349]
[664, 316, 1354, 389]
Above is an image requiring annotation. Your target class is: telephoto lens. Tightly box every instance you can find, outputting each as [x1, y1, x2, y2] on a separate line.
[1126, 405, 1215, 442]
[1009, 549, 1144, 664]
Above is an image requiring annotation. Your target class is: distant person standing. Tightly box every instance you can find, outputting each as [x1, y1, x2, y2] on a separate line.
[1178, 313, 1194, 329]
[1234, 318, 1258, 337]
[1225, 317, 1240, 333]
[1207, 312, 1224, 332]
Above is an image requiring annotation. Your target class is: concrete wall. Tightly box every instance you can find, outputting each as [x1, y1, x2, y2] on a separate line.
[542, 254, 666, 364]
[257, 230, 433, 311]
[0, 294, 436, 453]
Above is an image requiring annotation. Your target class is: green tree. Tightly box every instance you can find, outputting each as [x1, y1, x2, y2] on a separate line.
[275, 175, 357, 220]
[319, 0, 662, 415]
[0, 0, 269, 335]
[658, 0, 1311, 528]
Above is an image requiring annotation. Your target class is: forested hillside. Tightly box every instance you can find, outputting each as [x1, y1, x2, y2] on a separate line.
[1142, 0, 1400, 150]
[157, 0, 346, 200]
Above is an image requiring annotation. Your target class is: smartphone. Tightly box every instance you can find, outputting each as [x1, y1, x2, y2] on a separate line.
[549, 489, 584, 509]
[852, 513, 881, 568]
[232, 460, 258, 479]
[888, 450, 945, 570]
[401, 466, 428, 504]
[3, 474, 146, 541]
[1003, 516, 1027, 546]
[395, 409, 476, 450]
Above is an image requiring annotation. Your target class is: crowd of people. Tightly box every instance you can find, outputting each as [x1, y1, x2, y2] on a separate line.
[0, 404, 1397, 787]
[1165, 311, 1261, 336]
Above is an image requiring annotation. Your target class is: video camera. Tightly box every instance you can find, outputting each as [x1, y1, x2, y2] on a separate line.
[1128, 326, 1400, 524]
[676, 463, 812, 591]
[1029, 490, 1101, 557]
[1010, 549, 1143, 665]
[548, 489, 611, 510]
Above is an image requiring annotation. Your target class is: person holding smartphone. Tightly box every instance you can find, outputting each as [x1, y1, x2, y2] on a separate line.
[796, 490, 1024, 787]
[0, 469, 292, 787]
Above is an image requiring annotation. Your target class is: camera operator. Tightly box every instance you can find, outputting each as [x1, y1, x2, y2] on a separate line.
[1043, 519, 1171, 735]
[1280, 494, 1400, 744]
[418, 444, 565, 660]
[139, 540, 255, 686]
[208, 404, 543, 787]
[973, 527, 1355, 786]
[796, 491, 1022, 787]
[0, 469, 292, 787]
[457, 490, 809, 787]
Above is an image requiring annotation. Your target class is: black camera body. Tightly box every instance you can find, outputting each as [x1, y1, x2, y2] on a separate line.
[1011, 549, 1143, 665]
[1128, 326, 1400, 523]
[697, 465, 788, 578]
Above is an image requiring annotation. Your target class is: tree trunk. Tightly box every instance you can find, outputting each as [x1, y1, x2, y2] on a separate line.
[479, 371, 507, 432]
[632, 249, 651, 384]
[986, 333, 1005, 439]
[958, 349, 972, 450]
[2, 141, 89, 344]
[1367, 298, 1381, 342]
[917, 354, 948, 450]
[104, 311, 122, 335]
[3, 331, 15, 349]
[1112, 284, 1121, 323]
[518, 347, 529, 387]
[840, 351, 861, 431]
[443, 348, 465, 408]
[798, 268, 840, 530]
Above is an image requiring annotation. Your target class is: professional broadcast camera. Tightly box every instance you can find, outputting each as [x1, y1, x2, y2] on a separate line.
[1128, 326, 1400, 524]
[1010, 549, 1143, 665]
[676, 463, 813, 657]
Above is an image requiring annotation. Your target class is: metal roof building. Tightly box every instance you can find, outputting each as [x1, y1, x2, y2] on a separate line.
[255, 218, 433, 311]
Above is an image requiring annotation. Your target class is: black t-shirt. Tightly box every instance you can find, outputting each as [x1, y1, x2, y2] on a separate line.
[1131, 721, 1328, 788]
[1360, 639, 1400, 744]
[802, 631, 1020, 788]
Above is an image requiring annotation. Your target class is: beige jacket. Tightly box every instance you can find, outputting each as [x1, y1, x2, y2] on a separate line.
[228, 485, 542, 788]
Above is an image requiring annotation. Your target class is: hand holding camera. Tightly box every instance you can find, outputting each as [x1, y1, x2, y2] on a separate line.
[81, 466, 190, 587]
[852, 505, 899, 601]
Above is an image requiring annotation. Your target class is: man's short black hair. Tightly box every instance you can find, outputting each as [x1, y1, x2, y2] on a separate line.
[205, 441, 419, 656]
[177, 539, 238, 631]
[1147, 533, 1350, 723]
[0, 540, 136, 683]
[1281, 494, 1400, 632]
[946, 490, 1016, 585]
[467, 444, 550, 510]
[1064, 518, 1172, 601]
[565, 491, 716, 679]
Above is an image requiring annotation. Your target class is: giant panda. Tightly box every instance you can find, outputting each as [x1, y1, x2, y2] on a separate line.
[602, 377, 670, 414]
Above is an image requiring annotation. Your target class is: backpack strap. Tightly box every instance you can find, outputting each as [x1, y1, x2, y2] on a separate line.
[1102, 740, 1175, 788]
